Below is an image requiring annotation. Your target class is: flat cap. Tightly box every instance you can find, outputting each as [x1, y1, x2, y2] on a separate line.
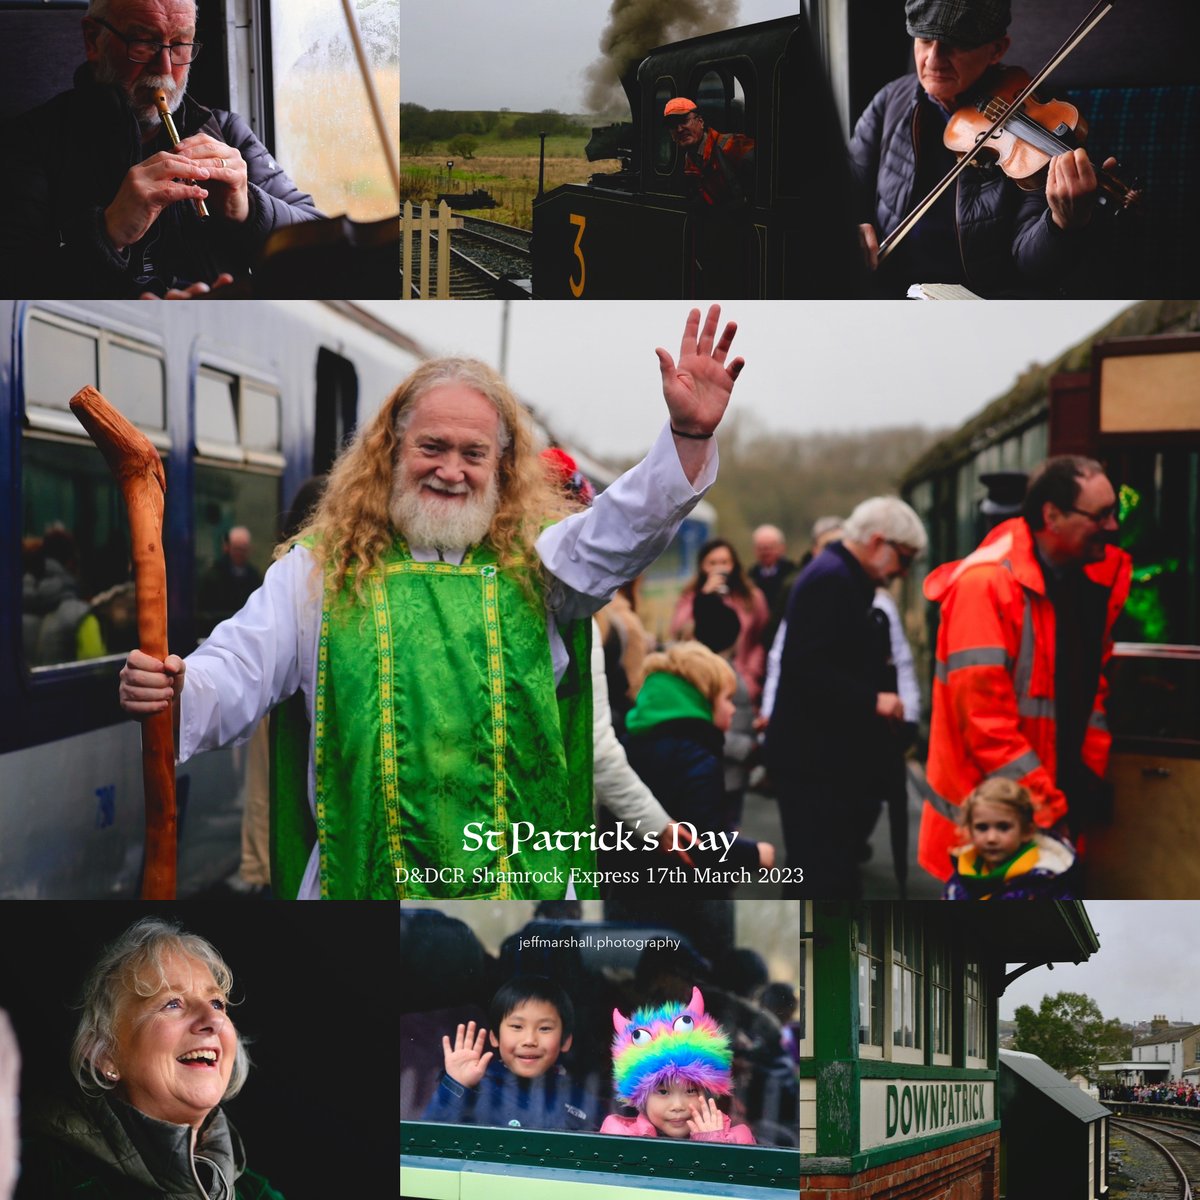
[905, 0, 1011, 46]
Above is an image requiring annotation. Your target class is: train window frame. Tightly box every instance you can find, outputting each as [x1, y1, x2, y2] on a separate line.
[192, 364, 284, 470]
[401, 1120, 801, 1194]
[22, 309, 168, 448]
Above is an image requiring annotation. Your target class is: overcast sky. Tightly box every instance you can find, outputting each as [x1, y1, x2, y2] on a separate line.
[365, 300, 1132, 461]
[402, 0, 802, 112]
[1000, 903, 1199, 1026]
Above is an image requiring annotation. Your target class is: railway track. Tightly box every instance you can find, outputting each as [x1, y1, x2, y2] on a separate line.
[1114, 1116, 1200, 1200]
[402, 216, 532, 299]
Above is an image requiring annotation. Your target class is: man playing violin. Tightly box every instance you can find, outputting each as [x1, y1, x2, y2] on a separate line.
[849, 0, 1112, 297]
[0, 0, 322, 299]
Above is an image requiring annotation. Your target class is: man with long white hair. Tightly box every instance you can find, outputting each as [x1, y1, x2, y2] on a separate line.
[119, 306, 745, 900]
[1, 0, 320, 298]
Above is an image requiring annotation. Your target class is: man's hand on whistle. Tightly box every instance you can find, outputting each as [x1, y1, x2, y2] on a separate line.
[104, 153, 211, 250]
[173, 133, 250, 222]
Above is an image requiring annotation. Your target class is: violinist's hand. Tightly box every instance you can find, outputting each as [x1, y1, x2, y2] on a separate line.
[140, 274, 235, 300]
[858, 223, 880, 271]
[173, 133, 250, 222]
[104, 154, 211, 250]
[657, 305, 744, 483]
[1047, 149, 1116, 230]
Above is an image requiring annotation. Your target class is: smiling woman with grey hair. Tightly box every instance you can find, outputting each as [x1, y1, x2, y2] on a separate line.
[15, 917, 283, 1199]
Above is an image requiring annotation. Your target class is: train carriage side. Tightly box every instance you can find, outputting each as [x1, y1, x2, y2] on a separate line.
[0, 299, 418, 898]
[531, 16, 858, 300]
[900, 301, 1200, 898]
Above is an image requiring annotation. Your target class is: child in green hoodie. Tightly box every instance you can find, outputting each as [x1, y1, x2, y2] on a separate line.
[622, 642, 772, 883]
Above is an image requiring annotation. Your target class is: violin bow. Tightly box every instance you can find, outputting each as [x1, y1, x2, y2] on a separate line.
[877, 0, 1116, 265]
[70, 387, 177, 900]
[339, 0, 401, 205]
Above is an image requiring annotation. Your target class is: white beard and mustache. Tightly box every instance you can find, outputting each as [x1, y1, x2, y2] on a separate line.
[388, 470, 500, 552]
[93, 56, 188, 133]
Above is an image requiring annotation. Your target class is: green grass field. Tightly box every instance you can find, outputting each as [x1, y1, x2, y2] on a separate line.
[401, 112, 618, 229]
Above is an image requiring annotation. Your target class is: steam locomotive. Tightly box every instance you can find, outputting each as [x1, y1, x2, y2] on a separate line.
[531, 15, 864, 299]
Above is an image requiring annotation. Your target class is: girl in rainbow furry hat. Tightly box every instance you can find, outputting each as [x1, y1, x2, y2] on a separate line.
[599, 986, 755, 1143]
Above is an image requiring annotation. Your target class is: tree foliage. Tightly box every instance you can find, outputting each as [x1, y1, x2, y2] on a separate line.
[1011, 992, 1130, 1080]
[690, 414, 947, 556]
[447, 135, 478, 160]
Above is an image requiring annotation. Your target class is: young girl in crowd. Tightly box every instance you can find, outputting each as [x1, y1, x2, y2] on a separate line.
[600, 987, 755, 1143]
[943, 778, 1076, 900]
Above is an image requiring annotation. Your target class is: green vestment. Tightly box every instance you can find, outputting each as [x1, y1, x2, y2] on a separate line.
[271, 541, 594, 900]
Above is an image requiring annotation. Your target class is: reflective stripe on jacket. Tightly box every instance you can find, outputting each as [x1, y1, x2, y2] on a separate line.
[918, 517, 1131, 881]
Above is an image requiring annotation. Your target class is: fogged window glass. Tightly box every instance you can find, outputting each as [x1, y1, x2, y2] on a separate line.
[26, 320, 98, 411]
[272, 0, 399, 220]
[241, 384, 281, 452]
[196, 372, 238, 444]
[108, 343, 165, 430]
[22, 437, 139, 669]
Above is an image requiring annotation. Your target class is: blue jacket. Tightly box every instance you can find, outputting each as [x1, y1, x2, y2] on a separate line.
[1, 64, 322, 297]
[421, 1060, 603, 1132]
[848, 70, 1091, 297]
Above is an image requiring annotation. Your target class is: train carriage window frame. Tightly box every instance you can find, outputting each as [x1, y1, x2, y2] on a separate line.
[19, 308, 168, 676]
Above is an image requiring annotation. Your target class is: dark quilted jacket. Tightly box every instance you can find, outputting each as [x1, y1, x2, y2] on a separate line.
[847, 71, 1091, 297]
[0, 65, 322, 297]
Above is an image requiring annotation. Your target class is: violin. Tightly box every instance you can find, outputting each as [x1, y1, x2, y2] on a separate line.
[877, 0, 1138, 266]
[945, 65, 1140, 215]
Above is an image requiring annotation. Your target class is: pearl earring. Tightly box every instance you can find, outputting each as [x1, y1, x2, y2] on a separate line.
[105, 1070, 118, 1080]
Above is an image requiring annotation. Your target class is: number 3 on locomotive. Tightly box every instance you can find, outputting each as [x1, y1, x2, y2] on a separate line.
[568, 213, 586, 298]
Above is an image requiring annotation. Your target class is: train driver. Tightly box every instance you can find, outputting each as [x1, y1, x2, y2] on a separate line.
[663, 97, 755, 210]
[0, 0, 322, 299]
[848, 0, 1114, 298]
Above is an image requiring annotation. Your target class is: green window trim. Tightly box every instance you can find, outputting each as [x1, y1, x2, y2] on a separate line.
[401, 1121, 800, 1192]
[801, 1123, 1001, 1178]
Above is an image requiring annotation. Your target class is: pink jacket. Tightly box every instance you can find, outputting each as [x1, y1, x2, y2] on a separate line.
[599, 1109, 756, 1144]
[669, 589, 768, 703]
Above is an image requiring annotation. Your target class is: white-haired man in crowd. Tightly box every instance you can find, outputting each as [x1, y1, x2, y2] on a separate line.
[765, 496, 927, 897]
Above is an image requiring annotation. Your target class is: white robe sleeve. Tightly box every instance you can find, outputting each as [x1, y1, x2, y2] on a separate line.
[177, 546, 321, 762]
[589, 619, 673, 832]
[537, 422, 717, 625]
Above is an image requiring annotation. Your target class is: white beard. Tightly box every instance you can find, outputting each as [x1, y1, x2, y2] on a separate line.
[94, 58, 188, 133]
[389, 471, 499, 551]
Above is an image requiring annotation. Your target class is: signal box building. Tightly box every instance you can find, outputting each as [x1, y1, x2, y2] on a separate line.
[800, 901, 1099, 1199]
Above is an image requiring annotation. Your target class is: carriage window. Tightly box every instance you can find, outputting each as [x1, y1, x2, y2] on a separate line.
[654, 80, 676, 173]
[270, 0, 399, 221]
[25, 320, 98, 412]
[401, 900, 802, 1153]
[21, 438, 139, 670]
[196, 371, 239, 446]
[107, 343, 165, 430]
[241, 384, 281, 454]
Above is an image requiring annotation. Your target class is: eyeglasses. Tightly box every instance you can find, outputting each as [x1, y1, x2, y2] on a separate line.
[94, 17, 202, 65]
[1066, 504, 1119, 524]
[886, 540, 917, 570]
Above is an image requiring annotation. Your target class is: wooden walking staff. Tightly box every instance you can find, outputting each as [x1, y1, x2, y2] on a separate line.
[70, 386, 177, 900]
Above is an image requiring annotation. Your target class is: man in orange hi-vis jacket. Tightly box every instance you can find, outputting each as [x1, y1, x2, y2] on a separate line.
[918, 456, 1132, 883]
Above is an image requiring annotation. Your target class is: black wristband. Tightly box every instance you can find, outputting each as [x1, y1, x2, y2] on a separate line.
[670, 425, 714, 440]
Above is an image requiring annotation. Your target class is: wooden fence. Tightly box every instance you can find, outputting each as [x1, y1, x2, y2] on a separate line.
[400, 200, 463, 299]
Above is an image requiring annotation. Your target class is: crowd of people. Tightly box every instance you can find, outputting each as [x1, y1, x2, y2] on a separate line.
[1103, 1081, 1200, 1106]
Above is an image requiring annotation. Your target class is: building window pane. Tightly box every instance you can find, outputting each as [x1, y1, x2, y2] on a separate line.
[857, 908, 884, 1048]
[196, 372, 239, 444]
[108, 343, 165, 430]
[26, 320, 98, 411]
[965, 959, 985, 1060]
[891, 908, 923, 1050]
[931, 945, 951, 1057]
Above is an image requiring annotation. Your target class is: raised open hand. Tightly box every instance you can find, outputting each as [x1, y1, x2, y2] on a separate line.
[441, 1020, 494, 1089]
[655, 305, 744, 439]
[686, 1095, 724, 1134]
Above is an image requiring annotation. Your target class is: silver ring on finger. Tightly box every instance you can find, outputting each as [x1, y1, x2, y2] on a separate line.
[216, 157, 225, 169]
